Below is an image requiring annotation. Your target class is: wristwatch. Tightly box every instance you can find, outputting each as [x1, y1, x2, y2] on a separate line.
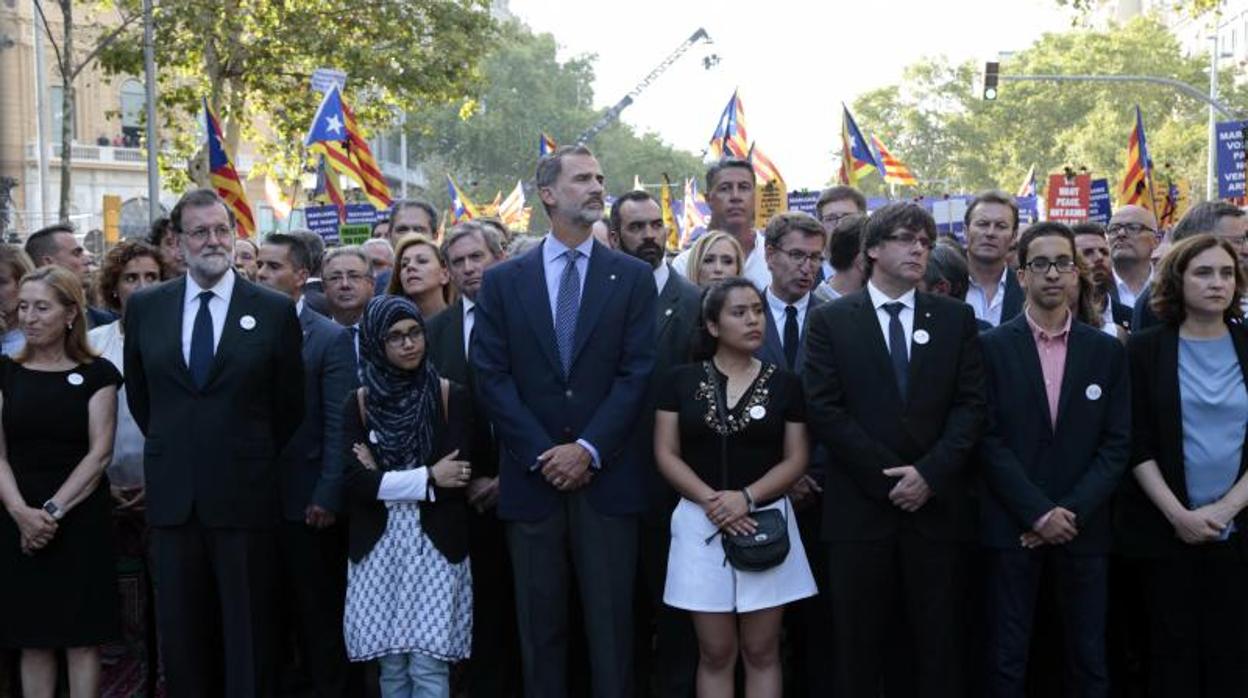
[42, 499, 64, 521]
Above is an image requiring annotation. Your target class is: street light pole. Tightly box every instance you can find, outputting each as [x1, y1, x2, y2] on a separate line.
[31, 0, 51, 226]
[1208, 35, 1219, 202]
[142, 0, 160, 221]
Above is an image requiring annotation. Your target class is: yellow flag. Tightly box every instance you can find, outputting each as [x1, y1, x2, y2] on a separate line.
[660, 174, 679, 253]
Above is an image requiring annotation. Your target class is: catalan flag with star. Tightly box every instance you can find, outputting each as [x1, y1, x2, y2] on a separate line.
[707, 90, 783, 183]
[1118, 105, 1156, 211]
[869, 134, 918, 186]
[311, 154, 346, 223]
[304, 85, 392, 210]
[539, 132, 557, 157]
[839, 105, 880, 186]
[203, 97, 255, 237]
[447, 175, 480, 225]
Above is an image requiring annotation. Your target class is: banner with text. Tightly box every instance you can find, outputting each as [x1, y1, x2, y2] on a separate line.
[1216, 120, 1246, 200]
[1046, 174, 1091, 223]
[1088, 178, 1112, 225]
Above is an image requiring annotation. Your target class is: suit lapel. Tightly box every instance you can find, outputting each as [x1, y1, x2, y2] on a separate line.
[852, 290, 901, 400]
[516, 245, 563, 374]
[204, 279, 254, 388]
[761, 304, 785, 368]
[1006, 315, 1055, 434]
[906, 293, 934, 401]
[570, 242, 613, 366]
[162, 278, 196, 390]
[1157, 326, 1188, 504]
[446, 301, 469, 378]
[655, 266, 679, 342]
[1053, 322, 1090, 433]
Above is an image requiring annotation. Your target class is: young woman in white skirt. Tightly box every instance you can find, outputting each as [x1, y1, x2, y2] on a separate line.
[654, 277, 817, 697]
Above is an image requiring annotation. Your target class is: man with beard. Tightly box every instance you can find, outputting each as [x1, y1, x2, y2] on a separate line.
[963, 191, 1024, 328]
[1073, 223, 1133, 330]
[671, 158, 771, 289]
[472, 146, 656, 697]
[1106, 205, 1158, 310]
[607, 189, 701, 697]
[123, 189, 304, 697]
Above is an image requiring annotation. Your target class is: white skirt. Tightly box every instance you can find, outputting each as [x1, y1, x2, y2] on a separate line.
[663, 496, 817, 614]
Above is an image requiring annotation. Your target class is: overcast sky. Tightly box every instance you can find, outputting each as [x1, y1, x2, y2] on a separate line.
[508, 0, 1081, 188]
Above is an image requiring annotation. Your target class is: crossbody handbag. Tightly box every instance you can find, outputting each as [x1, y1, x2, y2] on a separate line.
[705, 361, 789, 572]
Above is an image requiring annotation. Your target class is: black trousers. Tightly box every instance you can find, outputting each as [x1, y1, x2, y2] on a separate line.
[506, 491, 637, 698]
[1143, 540, 1248, 697]
[276, 519, 349, 698]
[784, 501, 833, 698]
[150, 518, 277, 698]
[465, 509, 522, 697]
[827, 528, 967, 698]
[984, 547, 1109, 698]
[636, 503, 697, 698]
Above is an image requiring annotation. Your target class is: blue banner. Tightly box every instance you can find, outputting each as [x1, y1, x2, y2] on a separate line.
[787, 190, 821, 217]
[304, 205, 342, 244]
[1217, 120, 1246, 200]
[1088, 179, 1112, 225]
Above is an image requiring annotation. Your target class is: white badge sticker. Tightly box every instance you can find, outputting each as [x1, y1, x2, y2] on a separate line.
[913, 329, 930, 345]
[748, 404, 767, 420]
[664, 308, 673, 317]
[1085, 383, 1102, 401]
[66, 372, 84, 386]
[240, 315, 257, 331]
[368, 429, 379, 444]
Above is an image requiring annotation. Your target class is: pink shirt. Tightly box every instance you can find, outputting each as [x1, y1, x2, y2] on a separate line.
[1025, 307, 1072, 429]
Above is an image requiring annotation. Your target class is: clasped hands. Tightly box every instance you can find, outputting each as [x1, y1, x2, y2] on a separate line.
[1021, 506, 1078, 548]
[1169, 501, 1235, 545]
[538, 443, 593, 492]
[702, 490, 756, 536]
[883, 465, 931, 512]
[12, 505, 57, 555]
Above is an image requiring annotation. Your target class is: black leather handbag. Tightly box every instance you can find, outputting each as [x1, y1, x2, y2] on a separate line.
[708, 362, 789, 572]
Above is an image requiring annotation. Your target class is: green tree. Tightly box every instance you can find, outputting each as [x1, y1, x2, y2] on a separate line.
[406, 20, 705, 233]
[849, 16, 1247, 200]
[99, 0, 496, 192]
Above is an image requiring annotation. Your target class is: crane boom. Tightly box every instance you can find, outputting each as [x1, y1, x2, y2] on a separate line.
[574, 28, 712, 146]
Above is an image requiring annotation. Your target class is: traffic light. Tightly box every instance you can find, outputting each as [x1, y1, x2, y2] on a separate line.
[982, 61, 1000, 100]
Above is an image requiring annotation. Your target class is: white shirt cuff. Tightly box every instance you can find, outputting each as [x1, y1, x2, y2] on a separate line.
[577, 439, 601, 470]
[377, 467, 436, 502]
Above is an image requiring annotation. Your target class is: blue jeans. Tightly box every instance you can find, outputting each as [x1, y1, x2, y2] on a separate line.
[376, 652, 450, 698]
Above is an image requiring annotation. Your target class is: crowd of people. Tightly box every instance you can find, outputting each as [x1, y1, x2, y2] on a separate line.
[0, 144, 1247, 698]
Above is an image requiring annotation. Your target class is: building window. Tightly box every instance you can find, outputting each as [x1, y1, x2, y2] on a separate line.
[120, 79, 145, 147]
[50, 85, 74, 142]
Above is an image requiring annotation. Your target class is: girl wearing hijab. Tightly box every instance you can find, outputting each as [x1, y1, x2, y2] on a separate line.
[341, 295, 479, 698]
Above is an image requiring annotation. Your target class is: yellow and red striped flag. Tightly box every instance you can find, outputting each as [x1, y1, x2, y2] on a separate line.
[203, 98, 256, 237]
[869, 134, 918, 187]
[304, 85, 392, 210]
[1118, 105, 1156, 211]
[707, 90, 783, 183]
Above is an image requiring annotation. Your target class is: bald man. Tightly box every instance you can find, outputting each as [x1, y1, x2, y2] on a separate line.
[1106, 205, 1158, 309]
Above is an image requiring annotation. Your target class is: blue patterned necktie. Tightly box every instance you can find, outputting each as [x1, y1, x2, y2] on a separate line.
[883, 302, 908, 400]
[189, 290, 215, 389]
[554, 249, 582, 374]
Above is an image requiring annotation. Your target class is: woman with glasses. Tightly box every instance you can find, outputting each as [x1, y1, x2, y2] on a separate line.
[341, 295, 478, 697]
[1117, 234, 1248, 695]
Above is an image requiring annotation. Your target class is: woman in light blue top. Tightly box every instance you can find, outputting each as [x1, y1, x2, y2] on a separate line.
[1122, 234, 1248, 696]
[0, 245, 34, 357]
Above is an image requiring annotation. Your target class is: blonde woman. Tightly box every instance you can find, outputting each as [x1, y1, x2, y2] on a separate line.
[388, 234, 452, 321]
[686, 231, 745, 289]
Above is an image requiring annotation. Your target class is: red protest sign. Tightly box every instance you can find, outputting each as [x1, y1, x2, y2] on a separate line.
[1045, 173, 1091, 223]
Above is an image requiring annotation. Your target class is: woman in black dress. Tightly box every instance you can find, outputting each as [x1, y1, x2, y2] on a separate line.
[654, 277, 816, 697]
[0, 265, 121, 697]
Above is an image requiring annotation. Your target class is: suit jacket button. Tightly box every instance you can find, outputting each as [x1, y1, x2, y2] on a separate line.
[565, 389, 573, 398]
[563, 427, 573, 436]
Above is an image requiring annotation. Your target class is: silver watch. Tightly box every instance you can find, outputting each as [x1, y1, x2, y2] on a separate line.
[42, 499, 64, 521]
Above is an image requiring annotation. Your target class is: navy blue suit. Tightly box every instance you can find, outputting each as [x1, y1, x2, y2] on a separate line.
[275, 304, 357, 698]
[755, 292, 826, 373]
[979, 314, 1130, 698]
[471, 237, 656, 698]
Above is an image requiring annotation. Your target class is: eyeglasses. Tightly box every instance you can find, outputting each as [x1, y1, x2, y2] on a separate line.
[820, 212, 855, 226]
[384, 327, 424, 348]
[775, 247, 825, 267]
[392, 224, 430, 235]
[1025, 257, 1078, 274]
[183, 225, 234, 242]
[1106, 222, 1156, 238]
[325, 272, 370, 284]
[883, 232, 933, 250]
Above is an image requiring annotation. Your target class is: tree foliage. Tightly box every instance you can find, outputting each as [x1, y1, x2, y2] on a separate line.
[99, 0, 496, 191]
[848, 16, 1247, 199]
[406, 20, 705, 232]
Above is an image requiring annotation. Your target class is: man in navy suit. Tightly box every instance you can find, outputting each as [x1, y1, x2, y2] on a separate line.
[979, 222, 1130, 696]
[124, 189, 304, 697]
[964, 190, 1024, 328]
[472, 145, 656, 698]
[256, 233, 358, 698]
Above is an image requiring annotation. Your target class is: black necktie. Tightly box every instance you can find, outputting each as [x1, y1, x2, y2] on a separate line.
[783, 305, 799, 369]
[883, 302, 908, 400]
[189, 291, 214, 389]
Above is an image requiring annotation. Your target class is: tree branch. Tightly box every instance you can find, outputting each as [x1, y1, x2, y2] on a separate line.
[70, 10, 145, 82]
[32, 0, 67, 81]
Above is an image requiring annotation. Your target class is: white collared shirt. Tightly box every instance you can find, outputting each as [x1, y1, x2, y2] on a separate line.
[653, 262, 670, 297]
[1113, 267, 1151, 310]
[295, 296, 305, 318]
[462, 297, 476, 357]
[765, 288, 811, 346]
[181, 269, 236, 364]
[671, 230, 772, 290]
[965, 266, 1008, 327]
[867, 281, 916, 359]
[542, 233, 594, 320]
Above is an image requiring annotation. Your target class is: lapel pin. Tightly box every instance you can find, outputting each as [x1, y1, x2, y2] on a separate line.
[925, 312, 931, 318]
[368, 429, 379, 444]
[665, 308, 673, 317]
[240, 315, 257, 331]
[914, 329, 930, 345]
[66, 372, 84, 386]
[609, 273, 617, 281]
[1085, 383, 1102, 401]
[749, 405, 767, 420]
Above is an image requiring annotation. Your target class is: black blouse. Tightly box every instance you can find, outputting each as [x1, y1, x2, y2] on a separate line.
[657, 361, 805, 501]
